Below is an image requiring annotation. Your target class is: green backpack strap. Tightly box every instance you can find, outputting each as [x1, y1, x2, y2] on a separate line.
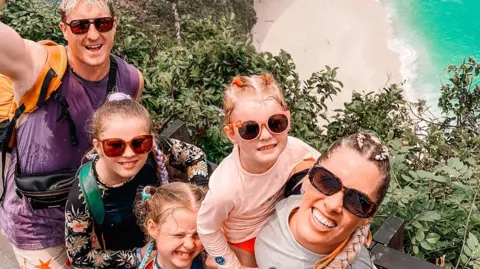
[78, 162, 104, 225]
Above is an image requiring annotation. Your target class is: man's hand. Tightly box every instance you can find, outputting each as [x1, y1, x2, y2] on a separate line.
[0, 0, 5, 10]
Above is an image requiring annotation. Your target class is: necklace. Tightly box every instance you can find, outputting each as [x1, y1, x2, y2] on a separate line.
[138, 241, 154, 269]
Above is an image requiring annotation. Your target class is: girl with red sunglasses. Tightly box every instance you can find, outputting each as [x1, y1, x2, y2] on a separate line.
[255, 132, 391, 269]
[64, 93, 209, 269]
[197, 73, 320, 269]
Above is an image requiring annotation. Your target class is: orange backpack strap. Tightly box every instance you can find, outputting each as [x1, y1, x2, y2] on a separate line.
[17, 40, 67, 113]
[0, 76, 16, 123]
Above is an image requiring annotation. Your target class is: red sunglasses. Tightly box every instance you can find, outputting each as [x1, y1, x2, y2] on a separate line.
[227, 114, 289, 141]
[64, 17, 114, 35]
[308, 164, 377, 218]
[100, 135, 153, 158]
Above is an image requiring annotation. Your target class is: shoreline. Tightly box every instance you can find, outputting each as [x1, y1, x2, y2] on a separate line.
[252, 0, 404, 117]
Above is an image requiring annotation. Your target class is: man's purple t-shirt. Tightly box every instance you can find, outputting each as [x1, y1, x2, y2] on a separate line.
[0, 55, 140, 249]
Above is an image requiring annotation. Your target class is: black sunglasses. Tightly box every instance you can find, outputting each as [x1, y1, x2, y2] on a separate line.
[308, 164, 377, 218]
[64, 17, 114, 35]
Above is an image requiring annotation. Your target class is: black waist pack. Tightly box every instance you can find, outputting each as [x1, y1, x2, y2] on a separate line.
[14, 168, 77, 210]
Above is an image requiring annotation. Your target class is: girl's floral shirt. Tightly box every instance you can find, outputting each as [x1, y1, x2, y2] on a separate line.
[65, 138, 208, 268]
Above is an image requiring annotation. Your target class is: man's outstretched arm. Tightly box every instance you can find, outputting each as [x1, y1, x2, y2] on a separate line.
[0, 21, 47, 99]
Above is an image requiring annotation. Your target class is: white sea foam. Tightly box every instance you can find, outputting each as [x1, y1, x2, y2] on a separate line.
[379, 0, 420, 102]
[379, 0, 444, 116]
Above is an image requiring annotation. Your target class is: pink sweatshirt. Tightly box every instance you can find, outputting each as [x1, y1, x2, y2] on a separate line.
[197, 136, 320, 269]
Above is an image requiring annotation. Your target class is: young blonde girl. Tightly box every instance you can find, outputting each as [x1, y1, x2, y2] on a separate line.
[65, 93, 208, 268]
[136, 182, 207, 269]
[197, 73, 320, 269]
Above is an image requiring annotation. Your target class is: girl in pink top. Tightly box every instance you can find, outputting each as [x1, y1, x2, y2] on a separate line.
[197, 73, 320, 269]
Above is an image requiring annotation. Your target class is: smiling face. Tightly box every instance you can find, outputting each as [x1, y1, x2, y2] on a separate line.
[226, 96, 291, 174]
[148, 206, 203, 269]
[59, 0, 116, 69]
[290, 146, 383, 254]
[93, 115, 150, 181]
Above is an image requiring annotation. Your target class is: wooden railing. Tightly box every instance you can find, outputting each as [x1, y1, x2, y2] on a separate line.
[369, 216, 440, 269]
[161, 119, 441, 269]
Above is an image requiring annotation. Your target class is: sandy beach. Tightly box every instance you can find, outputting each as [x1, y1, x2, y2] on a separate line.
[252, 0, 403, 115]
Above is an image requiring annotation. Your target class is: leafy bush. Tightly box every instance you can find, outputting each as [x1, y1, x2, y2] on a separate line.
[113, 0, 256, 37]
[325, 66, 480, 268]
[0, 0, 63, 43]
[124, 15, 342, 162]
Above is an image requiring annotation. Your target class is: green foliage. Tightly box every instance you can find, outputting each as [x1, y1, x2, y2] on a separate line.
[127, 16, 341, 162]
[326, 83, 411, 141]
[325, 59, 480, 267]
[5, 0, 480, 267]
[439, 56, 480, 131]
[113, 0, 256, 37]
[0, 0, 63, 43]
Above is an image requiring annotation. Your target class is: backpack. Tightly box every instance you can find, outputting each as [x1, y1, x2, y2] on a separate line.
[0, 40, 118, 209]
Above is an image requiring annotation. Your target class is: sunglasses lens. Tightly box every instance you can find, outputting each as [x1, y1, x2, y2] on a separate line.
[344, 189, 375, 218]
[95, 17, 114, 32]
[131, 135, 153, 155]
[69, 20, 90, 34]
[268, 114, 288, 134]
[238, 121, 260, 140]
[309, 166, 342, 195]
[103, 139, 126, 157]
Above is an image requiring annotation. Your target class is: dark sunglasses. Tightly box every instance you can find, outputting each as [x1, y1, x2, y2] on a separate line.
[308, 164, 377, 218]
[64, 17, 114, 35]
[228, 114, 289, 141]
[100, 135, 153, 158]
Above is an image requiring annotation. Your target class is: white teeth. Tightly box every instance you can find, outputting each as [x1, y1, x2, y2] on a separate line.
[259, 145, 275, 151]
[176, 251, 191, 258]
[86, 45, 102, 50]
[312, 208, 337, 228]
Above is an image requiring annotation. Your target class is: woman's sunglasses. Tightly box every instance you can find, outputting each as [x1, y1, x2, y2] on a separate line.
[228, 114, 289, 141]
[100, 135, 153, 158]
[64, 17, 114, 35]
[308, 164, 377, 218]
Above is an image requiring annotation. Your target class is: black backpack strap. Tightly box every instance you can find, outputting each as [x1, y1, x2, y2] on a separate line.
[106, 55, 117, 96]
[51, 91, 78, 146]
[1, 67, 59, 205]
[37, 68, 57, 108]
[0, 105, 26, 204]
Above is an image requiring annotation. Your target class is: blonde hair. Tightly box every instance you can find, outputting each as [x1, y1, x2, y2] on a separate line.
[60, 0, 114, 22]
[223, 73, 289, 125]
[135, 182, 207, 239]
[314, 225, 372, 269]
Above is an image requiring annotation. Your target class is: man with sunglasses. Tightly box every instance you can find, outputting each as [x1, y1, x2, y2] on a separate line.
[255, 132, 391, 269]
[0, 0, 144, 268]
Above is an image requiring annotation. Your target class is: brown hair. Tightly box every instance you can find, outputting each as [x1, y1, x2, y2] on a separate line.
[135, 182, 207, 239]
[223, 72, 289, 125]
[318, 132, 391, 206]
[60, 0, 115, 22]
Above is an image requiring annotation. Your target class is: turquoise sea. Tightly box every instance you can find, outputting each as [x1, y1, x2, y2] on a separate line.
[381, 0, 480, 107]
